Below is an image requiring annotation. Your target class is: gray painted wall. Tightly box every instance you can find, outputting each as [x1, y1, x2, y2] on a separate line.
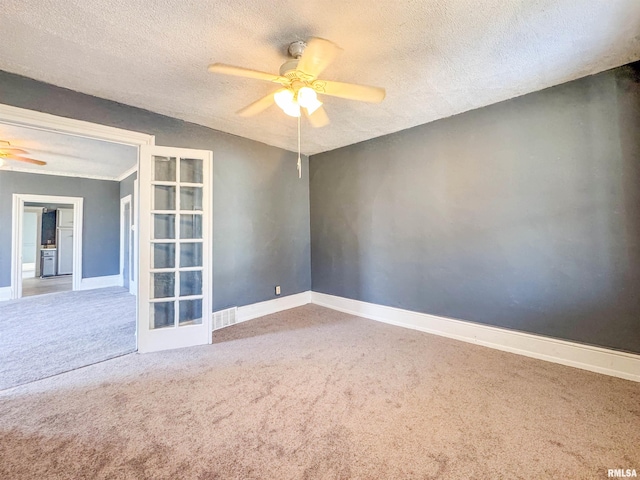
[0, 172, 121, 280]
[310, 64, 640, 354]
[0, 70, 311, 309]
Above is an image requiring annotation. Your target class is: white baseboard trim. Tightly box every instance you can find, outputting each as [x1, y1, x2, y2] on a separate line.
[79, 275, 122, 291]
[311, 292, 640, 383]
[22, 263, 36, 279]
[237, 291, 312, 323]
[0, 286, 12, 302]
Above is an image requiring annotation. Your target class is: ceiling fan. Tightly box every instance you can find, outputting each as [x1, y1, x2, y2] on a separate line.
[0, 140, 47, 166]
[208, 37, 386, 127]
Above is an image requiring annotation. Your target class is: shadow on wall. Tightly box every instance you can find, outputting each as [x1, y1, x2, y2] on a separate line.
[310, 63, 640, 354]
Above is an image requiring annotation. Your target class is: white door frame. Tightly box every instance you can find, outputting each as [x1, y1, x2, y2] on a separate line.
[133, 178, 139, 295]
[11, 194, 83, 297]
[120, 194, 136, 295]
[23, 206, 43, 278]
[0, 103, 155, 351]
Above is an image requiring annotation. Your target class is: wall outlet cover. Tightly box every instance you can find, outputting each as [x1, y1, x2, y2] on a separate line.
[275, 285, 281, 295]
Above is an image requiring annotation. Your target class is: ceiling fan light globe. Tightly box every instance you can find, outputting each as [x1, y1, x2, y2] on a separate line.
[283, 103, 301, 117]
[297, 87, 317, 108]
[274, 89, 295, 110]
[274, 89, 301, 117]
[305, 98, 323, 115]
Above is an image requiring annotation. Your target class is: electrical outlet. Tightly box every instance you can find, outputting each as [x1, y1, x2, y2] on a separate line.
[275, 285, 281, 296]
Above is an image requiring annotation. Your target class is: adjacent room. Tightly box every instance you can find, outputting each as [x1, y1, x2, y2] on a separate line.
[0, 123, 138, 389]
[0, 1, 639, 479]
[22, 202, 75, 297]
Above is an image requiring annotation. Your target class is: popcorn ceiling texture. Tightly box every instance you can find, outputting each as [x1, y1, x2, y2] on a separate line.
[1, 0, 640, 155]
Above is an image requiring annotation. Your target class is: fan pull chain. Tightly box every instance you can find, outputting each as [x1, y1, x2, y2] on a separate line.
[297, 114, 302, 179]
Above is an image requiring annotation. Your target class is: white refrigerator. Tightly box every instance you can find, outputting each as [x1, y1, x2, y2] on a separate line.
[56, 208, 74, 275]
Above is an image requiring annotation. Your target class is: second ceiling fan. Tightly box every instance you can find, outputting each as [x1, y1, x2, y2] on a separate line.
[208, 37, 386, 127]
[0, 140, 46, 166]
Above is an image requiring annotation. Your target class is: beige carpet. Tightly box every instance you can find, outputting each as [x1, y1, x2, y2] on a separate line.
[0, 305, 638, 479]
[0, 287, 136, 390]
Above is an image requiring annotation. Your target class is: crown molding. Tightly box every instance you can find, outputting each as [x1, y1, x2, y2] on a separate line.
[0, 165, 123, 182]
[116, 165, 138, 181]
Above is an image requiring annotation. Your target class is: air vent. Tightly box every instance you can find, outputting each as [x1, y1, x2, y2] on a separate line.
[212, 307, 238, 331]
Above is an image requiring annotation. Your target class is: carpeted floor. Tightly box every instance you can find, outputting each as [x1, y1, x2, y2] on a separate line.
[0, 304, 638, 479]
[0, 287, 136, 390]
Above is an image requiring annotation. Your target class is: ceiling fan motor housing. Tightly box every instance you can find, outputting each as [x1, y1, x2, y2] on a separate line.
[279, 59, 300, 77]
[278, 40, 307, 77]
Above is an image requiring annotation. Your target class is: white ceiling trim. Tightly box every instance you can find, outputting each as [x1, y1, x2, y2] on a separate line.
[3, 165, 125, 182]
[116, 165, 138, 182]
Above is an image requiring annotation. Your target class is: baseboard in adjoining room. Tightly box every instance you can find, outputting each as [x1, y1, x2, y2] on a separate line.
[310, 291, 640, 383]
[0, 286, 12, 302]
[22, 263, 36, 279]
[78, 274, 122, 291]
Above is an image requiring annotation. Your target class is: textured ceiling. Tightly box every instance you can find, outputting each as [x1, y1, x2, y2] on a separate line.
[0, 122, 137, 179]
[1, 1, 639, 155]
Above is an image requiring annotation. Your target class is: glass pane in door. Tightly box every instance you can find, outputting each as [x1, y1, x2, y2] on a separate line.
[154, 185, 176, 210]
[151, 272, 175, 299]
[180, 214, 202, 239]
[180, 187, 203, 210]
[153, 156, 176, 182]
[180, 270, 202, 297]
[151, 302, 175, 329]
[180, 158, 203, 184]
[152, 243, 175, 269]
[154, 214, 175, 239]
[179, 299, 203, 325]
[180, 243, 202, 268]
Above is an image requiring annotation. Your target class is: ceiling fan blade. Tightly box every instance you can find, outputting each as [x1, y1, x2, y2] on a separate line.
[4, 154, 47, 166]
[237, 89, 281, 117]
[296, 37, 343, 79]
[304, 106, 330, 128]
[0, 147, 28, 155]
[314, 79, 385, 103]
[208, 63, 289, 85]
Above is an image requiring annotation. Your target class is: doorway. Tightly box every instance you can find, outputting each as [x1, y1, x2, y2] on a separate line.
[11, 194, 83, 299]
[0, 103, 155, 390]
[1, 102, 213, 359]
[21, 201, 75, 297]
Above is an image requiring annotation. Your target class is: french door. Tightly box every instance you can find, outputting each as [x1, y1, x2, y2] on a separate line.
[138, 145, 212, 353]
